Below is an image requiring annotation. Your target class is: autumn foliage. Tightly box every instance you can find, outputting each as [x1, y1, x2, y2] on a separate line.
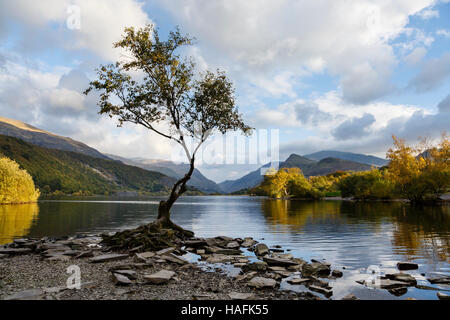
[253, 134, 449, 202]
[0, 157, 40, 204]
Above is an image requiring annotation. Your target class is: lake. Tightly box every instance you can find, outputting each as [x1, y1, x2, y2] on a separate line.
[0, 196, 449, 300]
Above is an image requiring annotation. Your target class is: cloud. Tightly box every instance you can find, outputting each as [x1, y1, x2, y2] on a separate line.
[404, 47, 427, 65]
[0, 55, 173, 160]
[294, 101, 333, 126]
[279, 95, 449, 158]
[436, 29, 450, 38]
[408, 52, 450, 92]
[332, 113, 376, 140]
[437, 94, 450, 113]
[0, 0, 151, 61]
[157, 0, 435, 103]
[416, 8, 439, 19]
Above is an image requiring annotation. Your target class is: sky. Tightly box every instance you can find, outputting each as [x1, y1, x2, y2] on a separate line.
[0, 0, 449, 182]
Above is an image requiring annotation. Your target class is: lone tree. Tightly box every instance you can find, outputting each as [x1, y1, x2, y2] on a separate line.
[85, 25, 251, 241]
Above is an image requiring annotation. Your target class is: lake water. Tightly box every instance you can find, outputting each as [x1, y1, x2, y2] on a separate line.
[0, 196, 449, 300]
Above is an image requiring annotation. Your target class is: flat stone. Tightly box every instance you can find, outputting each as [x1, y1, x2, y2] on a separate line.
[112, 273, 133, 285]
[235, 271, 258, 282]
[274, 253, 293, 260]
[206, 254, 244, 264]
[36, 243, 69, 252]
[75, 250, 94, 259]
[255, 243, 270, 256]
[46, 254, 71, 262]
[205, 246, 242, 255]
[196, 249, 205, 255]
[0, 248, 32, 255]
[109, 264, 134, 271]
[331, 270, 343, 278]
[61, 250, 82, 257]
[144, 270, 176, 284]
[135, 251, 156, 262]
[264, 256, 299, 267]
[437, 292, 450, 300]
[244, 261, 268, 272]
[0, 254, 8, 259]
[156, 247, 176, 256]
[228, 292, 255, 300]
[234, 263, 247, 267]
[113, 270, 137, 280]
[388, 287, 408, 296]
[341, 293, 359, 300]
[183, 239, 207, 248]
[4, 289, 45, 300]
[287, 278, 312, 285]
[385, 273, 417, 285]
[193, 293, 214, 300]
[161, 253, 188, 265]
[377, 279, 409, 289]
[247, 277, 277, 289]
[227, 241, 240, 249]
[89, 253, 129, 263]
[268, 266, 287, 272]
[275, 270, 293, 278]
[397, 262, 418, 270]
[302, 262, 331, 277]
[13, 238, 29, 245]
[427, 276, 450, 284]
[241, 238, 257, 248]
[309, 285, 333, 297]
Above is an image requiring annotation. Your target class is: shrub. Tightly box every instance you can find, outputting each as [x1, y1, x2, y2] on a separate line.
[0, 157, 40, 204]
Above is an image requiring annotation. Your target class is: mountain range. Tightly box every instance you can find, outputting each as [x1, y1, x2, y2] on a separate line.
[0, 117, 108, 159]
[106, 155, 222, 193]
[0, 135, 176, 195]
[304, 150, 388, 167]
[218, 154, 373, 193]
[0, 116, 388, 195]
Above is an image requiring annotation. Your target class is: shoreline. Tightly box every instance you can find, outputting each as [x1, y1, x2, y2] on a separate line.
[1, 234, 448, 300]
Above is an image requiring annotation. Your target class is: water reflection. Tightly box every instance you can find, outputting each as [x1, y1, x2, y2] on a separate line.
[0, 203, 39, 245]
[261, 199, 449, 263]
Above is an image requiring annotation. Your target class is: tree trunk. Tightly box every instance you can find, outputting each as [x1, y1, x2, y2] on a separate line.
[155, 158, 195, 237]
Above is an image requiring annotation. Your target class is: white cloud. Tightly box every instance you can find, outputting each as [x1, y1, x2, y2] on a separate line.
[404, 47, 427, 65]
[436, 29, 450, 38]
[416, 8, 439, 19]
[408, 52, 450, 92]
[158, 0, 435, 103]
[0, 0, 151, 61]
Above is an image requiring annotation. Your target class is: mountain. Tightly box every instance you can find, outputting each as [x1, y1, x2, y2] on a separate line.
[218, 162, 278, 194]
[106, 155, 223, 193]
[219, 154, 372, 193]
[0, 135, 177, 195]
[304, 150, 387, 167]
[0, 116, 108, 159]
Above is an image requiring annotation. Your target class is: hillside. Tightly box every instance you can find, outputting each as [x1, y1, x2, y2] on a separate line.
[0, 135, 176, 195]
[107, 155, 222, 193]
[304, 150, 387, 167]
[0, 116, 108, 159]
[219, 154, 372, 193]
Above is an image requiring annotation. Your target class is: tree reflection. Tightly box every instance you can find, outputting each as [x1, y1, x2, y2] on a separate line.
[261, 199, 449, 262]
[0, 203, 39, 244]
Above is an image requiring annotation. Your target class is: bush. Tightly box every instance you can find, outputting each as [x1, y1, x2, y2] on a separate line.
[338, 169, 394, 200]
[0, 157, 40, 204]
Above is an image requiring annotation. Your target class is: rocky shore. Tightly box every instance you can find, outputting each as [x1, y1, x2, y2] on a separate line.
[1, 234, 449, 300]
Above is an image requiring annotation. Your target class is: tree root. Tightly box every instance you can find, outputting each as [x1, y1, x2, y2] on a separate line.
[100, 218, 194, 252]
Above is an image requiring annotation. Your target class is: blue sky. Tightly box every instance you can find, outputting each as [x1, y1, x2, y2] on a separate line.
[0, 0, 449, 182]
